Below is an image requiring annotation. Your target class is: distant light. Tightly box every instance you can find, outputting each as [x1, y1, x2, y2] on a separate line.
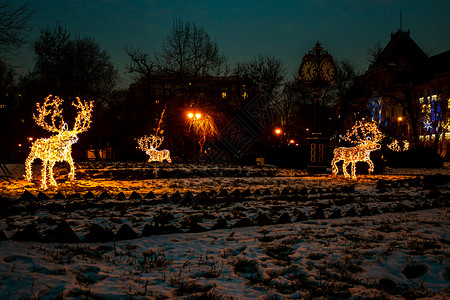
[398, 116, 403, 122]
[18, 144, 22, 147]
[195, 113, 202, 119]
[28, 137, 33, 141]
[306, 128, 309, 131]
[289, 139, 295, 144]
[188, 112, 194, 119]
[274, 128, 282, 135]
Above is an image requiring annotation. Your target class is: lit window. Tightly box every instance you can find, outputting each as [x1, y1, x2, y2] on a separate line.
[155, 99, 160, 104]
[222, 92, 227, 99]
[242, 85, 246, 89]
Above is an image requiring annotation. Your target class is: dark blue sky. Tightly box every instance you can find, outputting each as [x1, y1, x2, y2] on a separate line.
[10, 0, 450, 88]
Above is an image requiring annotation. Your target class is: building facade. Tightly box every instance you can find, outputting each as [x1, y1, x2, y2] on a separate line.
[362, 29, 450, 157]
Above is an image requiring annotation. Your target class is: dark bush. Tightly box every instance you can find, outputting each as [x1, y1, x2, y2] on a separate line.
[386, 148, 443, 168]
[265, 146, 309, 169]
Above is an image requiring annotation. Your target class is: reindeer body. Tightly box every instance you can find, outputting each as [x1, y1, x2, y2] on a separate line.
[138, 135, 171, 163]
[145, 148, 171, 163]
[331, 121, 383, 179]
[25, 132, 78, 189]
[24, 95, 93, 189]
[331, 143, 380, 179]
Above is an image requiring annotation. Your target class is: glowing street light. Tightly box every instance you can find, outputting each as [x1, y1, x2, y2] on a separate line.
[187, 112, 202, 120]
[397, 116, 403, 122]
[186, 110, 219, 153]
[274, 128, 282, 135]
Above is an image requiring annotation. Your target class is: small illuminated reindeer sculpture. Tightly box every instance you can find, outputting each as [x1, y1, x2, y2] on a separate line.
[137, 135, 171, 163]
[331, 121, 382, 179]
[388, 139, 409, 152]
[25, 95, 94, 189]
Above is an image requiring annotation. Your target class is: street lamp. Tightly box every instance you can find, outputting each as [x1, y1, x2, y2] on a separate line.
[187, 110, 219, 154]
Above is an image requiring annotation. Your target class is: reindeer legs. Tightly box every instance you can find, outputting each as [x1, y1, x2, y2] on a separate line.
[67, 156, 75, 180]
[24, 152, 35, 182]
[48, 161, 57, 187]
[331, 158, 339, 175]
[342, 160, 351, 178]
[41, 160, 48, 190]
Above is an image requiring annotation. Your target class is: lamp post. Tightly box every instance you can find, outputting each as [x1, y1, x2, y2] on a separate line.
[299, 42, 336, 173]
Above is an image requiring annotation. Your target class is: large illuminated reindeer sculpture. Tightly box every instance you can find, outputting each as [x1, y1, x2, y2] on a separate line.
[331, 121, 382, 179]
[137, 135, 171, 163]
[25, 95, 94, 189]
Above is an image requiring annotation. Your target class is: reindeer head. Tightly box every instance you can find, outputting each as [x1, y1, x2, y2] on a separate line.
[342, 120, 383, 146]
[33, 95, 94, 144]
[137, 135, 164, 151]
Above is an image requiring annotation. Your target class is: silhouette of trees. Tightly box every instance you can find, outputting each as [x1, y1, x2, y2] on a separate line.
[25, 22, 120, 102]
[0, 0, 33, 57]
[367, 40, 383, 66]
[234, 53, 286, 99]
[329, 60, 365, 134]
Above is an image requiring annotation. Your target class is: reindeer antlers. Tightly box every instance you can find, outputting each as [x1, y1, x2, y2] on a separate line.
[33, 95, 94, 133]
[33, 95, 65, 133]
[73, 97, 94, 134]
[342, 120, 383, 145]
[138, 135, 164, 151]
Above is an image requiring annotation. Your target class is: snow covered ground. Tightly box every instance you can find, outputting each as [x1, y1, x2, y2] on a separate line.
[0, 163, 449, 299]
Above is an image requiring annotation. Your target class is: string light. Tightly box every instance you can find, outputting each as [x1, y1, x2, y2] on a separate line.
[25, 95, 94, 190]
[388, 139, 409, 152]
[387, 139, 400, 152]
[331, 120, 382, 179]
[137, 135, 171, 163]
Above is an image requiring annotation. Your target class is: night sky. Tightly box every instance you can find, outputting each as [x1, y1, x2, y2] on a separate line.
[10, 0, 450, 88]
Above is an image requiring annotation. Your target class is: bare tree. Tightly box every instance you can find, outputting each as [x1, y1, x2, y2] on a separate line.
[0, 0, 33, 56]
[234, 53, 286, 99]
[367, 40, 384, 65]
[28, 22, 119, 102]
[159, 20, 227, 79]
[330, 60, 365, 131]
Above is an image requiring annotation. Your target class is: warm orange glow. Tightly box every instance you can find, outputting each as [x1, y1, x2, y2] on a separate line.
[187, 112, 219, 153]
[289, 139, 295, 144]
[25, 95, 93, 189]
[188, 112, 202, 119]
[332, 121, 383, 179]
[274, 128, 282, 135]
[137, 135, 171, 163]
[397, 116, 403, 122]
